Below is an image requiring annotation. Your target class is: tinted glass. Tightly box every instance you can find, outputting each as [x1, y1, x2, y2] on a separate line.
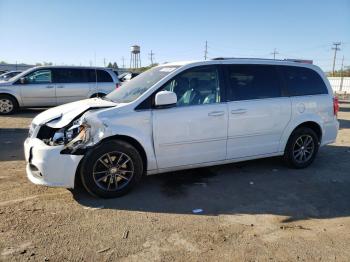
[86, 69, 97, 82]
[280, 66, 328, 96]
[25, 69, 52, 84]
[161, 66, 220, 106]
[225, 65, 282, 101]
[54, 68, 87, 83]
[97, 70, 113, 82]
[106, 66, 179, 103]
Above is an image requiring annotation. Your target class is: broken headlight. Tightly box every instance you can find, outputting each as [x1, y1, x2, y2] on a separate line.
[50, 119, 91, 151]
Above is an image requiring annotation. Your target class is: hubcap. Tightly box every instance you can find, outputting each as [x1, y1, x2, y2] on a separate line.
[293, 135, 315, 163]
[92, 151, 134, 191]
[0, 99, 13, 113]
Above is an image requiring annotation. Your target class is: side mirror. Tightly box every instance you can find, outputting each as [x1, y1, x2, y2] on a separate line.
[155, 91, 177, 107]
[20, 77, 27, 84]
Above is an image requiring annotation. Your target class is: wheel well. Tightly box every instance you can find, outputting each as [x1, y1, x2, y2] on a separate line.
[293, 121, 322, 141]
[74, 134, 148, 188]
[90, 93, 106, 98]
[102, 135, 148, 172]
[0, 93, 19, 106]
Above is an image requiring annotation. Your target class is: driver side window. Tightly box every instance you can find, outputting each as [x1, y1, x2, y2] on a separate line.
[24, 69, 52, 84]
[161, 66, 220, 107]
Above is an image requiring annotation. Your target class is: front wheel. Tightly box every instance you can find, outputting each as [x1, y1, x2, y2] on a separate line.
[0, 95, 18, 115]
[284, 127, 319, 168]
[80, 140, 143, 198]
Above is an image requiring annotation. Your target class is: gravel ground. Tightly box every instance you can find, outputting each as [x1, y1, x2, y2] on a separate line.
[0, 104, 349, 261]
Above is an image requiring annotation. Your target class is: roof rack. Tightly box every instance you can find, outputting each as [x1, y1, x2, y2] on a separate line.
[211, 57, 313, 64]
[212, 57, 280, 61]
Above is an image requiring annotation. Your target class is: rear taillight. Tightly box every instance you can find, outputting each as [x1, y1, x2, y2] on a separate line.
[116, 83, 120, 89]
[333, 96, 339, 116]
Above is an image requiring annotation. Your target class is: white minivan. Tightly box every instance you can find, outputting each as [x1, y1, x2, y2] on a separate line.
[24, 59, 339, 198]
[0, 66, 119, 114]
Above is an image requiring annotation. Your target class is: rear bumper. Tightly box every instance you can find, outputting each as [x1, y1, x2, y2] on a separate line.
[24, 138, 83, 188]
[321, 119, 339, 146]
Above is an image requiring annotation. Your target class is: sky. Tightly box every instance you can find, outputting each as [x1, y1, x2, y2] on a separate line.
[0, 0, 349, 71]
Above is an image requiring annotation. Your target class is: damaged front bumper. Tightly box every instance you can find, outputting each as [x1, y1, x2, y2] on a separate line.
[24, 137, 83, 188]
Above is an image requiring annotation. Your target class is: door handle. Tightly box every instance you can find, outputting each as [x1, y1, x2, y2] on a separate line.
[231, 109, 247, 114]
[46, 85, 54, 89]
[57, 85, 64, 88]
[208, 111, 225, 117]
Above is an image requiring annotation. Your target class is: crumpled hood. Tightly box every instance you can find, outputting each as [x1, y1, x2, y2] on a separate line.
[32, 98, 117, 128]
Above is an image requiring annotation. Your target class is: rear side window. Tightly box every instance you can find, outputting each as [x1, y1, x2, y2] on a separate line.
[54, 68, 87, 83]
[97, 70, 113, 82]
[280, 66, 328, 96]
[224, 65, 282, 101]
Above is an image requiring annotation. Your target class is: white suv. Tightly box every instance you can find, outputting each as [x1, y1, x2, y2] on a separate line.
[24, 59, 339, 198]
[0, 66, 119, 114]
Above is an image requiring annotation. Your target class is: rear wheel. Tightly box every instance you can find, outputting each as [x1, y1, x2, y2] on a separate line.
[284, 127, 319, 168]
[80, 140, 143, 198]
[0, 95, 18, 115]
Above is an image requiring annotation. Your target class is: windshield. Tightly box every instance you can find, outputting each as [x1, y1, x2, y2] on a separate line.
[106, 66, 179, 103]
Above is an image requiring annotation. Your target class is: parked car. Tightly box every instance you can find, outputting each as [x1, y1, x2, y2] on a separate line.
[0, 70, 8, 75]
[24, 58, 339, 198]
[0, 70, 22, 81]
[0, 66, 119, 114]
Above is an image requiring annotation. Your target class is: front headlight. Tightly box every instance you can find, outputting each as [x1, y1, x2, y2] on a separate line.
[65, 123, 90, 150]
[50, 119, 91, 151]
[28, 123, 37, 138]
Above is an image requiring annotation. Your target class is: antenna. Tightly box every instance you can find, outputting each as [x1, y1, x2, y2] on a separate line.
[94, 51, 99, 98]
[204, 41, 208, 60]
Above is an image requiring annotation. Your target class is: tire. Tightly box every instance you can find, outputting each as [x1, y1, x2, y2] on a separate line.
[284, 127, 319, 169]
[0, 95, 18, 115]
[80, 140, 143, 198]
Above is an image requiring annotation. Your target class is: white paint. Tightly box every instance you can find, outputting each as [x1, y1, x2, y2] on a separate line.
[24, 59, 339, 189]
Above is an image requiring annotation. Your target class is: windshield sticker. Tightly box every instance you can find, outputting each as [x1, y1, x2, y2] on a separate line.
[160, 67, 177, 72]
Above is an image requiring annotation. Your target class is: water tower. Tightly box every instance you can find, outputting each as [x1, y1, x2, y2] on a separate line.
[130, 45, 141, 69]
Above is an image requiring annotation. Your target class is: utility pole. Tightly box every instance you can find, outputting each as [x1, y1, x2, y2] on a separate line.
[271, 48, 279, 60]
[103, 58, 106, 67]
[148, 50, 155, 66]
[121, 57, 125, 68]
[204, 41, 208, 60]
[332, 42, 341, 76]
[340, 55, 344, 92]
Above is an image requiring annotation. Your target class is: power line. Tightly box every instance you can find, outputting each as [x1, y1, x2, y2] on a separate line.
[204, 41, 208, 60]
[270, 48, 279, 59]
[332, 42, 341, 75]
[148, 50, 155, 65]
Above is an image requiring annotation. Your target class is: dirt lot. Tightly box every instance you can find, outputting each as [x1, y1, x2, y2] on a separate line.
[0, 105, 350, 262]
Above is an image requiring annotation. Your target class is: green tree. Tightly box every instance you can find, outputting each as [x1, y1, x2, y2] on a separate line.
[112, 62, 118, 69]
[107, 62, 113, 68]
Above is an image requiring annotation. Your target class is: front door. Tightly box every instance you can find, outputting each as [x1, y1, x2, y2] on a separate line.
[20, 69, 56, 107]
[223, 64, 291, 159]
[152, 65, 228, 169]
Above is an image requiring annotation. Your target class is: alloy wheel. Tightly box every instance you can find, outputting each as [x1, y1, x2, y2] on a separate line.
[92, 151, 134, 191]
[292, 134, 315, 164]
